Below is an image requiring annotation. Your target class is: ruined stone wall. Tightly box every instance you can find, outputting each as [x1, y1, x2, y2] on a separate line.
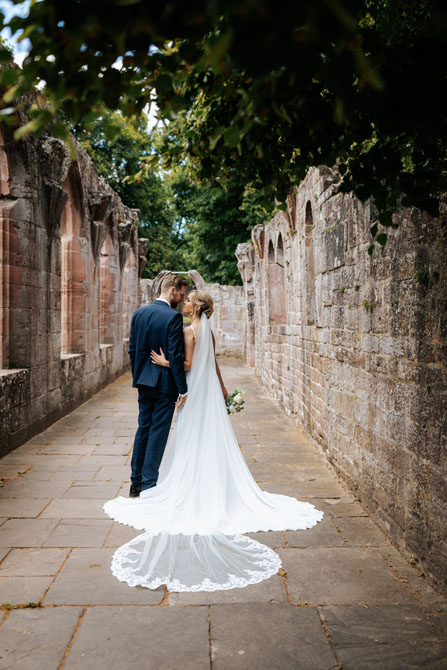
[1, 123, 147, 456]
[237, 167, 447, 589]
[140, 277, 245, 358]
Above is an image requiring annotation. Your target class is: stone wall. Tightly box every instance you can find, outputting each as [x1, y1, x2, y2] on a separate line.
[236, 167, 447, 590]
[1, 122, 147, 457]
[140, 276, 245, 358]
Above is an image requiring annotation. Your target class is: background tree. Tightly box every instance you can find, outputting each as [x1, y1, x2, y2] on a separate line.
[170, 169, 268, 284]
[72, 110, 183, 277]
[0, 0, 446, 253]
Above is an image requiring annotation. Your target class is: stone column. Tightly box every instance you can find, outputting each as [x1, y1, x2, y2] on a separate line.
[236, 242, 255, 366]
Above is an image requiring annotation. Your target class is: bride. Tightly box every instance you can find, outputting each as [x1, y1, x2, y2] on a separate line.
[103, 290, 323, 592]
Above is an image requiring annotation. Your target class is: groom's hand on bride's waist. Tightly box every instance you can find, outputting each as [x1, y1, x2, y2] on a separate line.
[175, 393, 187, 407]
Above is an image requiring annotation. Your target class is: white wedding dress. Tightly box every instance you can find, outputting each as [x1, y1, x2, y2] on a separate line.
[103, 314, 323, 592]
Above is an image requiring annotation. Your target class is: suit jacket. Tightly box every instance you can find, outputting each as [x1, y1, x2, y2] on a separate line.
[128, 300, 187, 396]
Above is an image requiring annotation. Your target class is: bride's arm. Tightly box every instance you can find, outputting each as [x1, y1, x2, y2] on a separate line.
[150, 327, 195, 371]
[211, 331, 229, 402]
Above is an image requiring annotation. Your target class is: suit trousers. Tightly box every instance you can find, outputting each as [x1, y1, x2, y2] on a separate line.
[131, 385, 176, 492]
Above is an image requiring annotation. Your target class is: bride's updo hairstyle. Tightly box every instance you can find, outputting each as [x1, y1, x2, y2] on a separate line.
[188, 290, 214, 319]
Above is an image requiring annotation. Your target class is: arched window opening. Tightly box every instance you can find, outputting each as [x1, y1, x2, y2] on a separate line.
[0, 131, 11, 368]
[268, 235, 287, 325]
[60, 172, 88, 354]
[122, 248, 138, 339]
[99, 229, 118, 345]
[305, 201, 316, 325]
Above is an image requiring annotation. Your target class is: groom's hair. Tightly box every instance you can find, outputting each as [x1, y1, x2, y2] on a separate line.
[160, 273, 189, 293]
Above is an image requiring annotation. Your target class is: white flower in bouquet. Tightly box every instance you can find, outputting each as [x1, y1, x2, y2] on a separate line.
[226, 389, 246, 414]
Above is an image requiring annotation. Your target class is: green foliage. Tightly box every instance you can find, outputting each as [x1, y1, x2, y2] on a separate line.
[0, 0, 446, 251]
[414, 268, 440, 288]
[169, 169, 268, 284]
[72, 110, 182, 277]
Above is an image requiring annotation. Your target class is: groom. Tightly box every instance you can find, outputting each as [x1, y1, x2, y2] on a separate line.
[128, 273, 189, 496]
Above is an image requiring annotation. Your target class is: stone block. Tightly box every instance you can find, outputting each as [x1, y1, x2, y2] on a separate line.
[44, 548, 164, 605]
[0, 548, 67, 575]
[321, 604, 439, 646]
[40, 499, 108, 519]
[210, 603, 337, 670]
[0, 576, 53, 605]
[0, 606, 82, 669]
[44, 519, 113, 547]
[278, 547, 415, 605]
[336, 643, 447, 670]
[0, 518, 58, 547]
[64, 606, 210, 670]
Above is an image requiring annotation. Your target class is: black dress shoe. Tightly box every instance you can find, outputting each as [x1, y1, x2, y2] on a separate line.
[129, 484, 141, 498]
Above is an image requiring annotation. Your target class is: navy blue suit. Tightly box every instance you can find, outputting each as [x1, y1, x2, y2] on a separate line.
[128, 299, 187, 491]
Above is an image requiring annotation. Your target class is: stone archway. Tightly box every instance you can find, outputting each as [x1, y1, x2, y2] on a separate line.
[60, 168, 88, 355]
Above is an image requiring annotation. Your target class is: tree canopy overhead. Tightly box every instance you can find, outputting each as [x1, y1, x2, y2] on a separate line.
[1, 0, 446, 249]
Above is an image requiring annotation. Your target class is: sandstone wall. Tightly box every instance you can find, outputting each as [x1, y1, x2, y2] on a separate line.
[1, 123, 147, 456]
[140, 277, 245, 358]
[236, 167, 447, 589]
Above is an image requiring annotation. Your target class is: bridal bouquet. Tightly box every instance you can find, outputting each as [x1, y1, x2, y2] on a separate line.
[226, 389, 246, 414]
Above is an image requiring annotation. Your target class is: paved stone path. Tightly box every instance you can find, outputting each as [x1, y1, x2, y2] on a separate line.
[1, 361, 447, 669]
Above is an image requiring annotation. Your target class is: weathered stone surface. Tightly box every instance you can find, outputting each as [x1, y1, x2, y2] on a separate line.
[0, 498, 51, 518]
[62, 482, 121, 499]
[169, 574, 287, 606]
[336, 644, 447, 670]
[1, 122, 142, 458]
[40, 499, 108, 519]
[210, 604, 337, 670]
[285, 516, 345, 548]
[44, 548, 164, 605]
[278, 547, 415, 605]
[0, 576, 53, 604]
[64, 606, 210, 670]
[236, 167, 447, 591]
[0, 518, 58, 547]
[44, 519, 112, 547]
[0, 607, 82, 669]
[0, 548, 67, 576]
[335, 517, 390, 547]
[320, 604, 440, 646]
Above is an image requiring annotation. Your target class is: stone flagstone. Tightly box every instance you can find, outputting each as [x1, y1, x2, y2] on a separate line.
[0, 363, 445, 669]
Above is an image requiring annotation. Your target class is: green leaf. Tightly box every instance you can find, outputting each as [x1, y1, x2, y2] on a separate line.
[376, 233, 388, 246]
[103, 123, 121, 142]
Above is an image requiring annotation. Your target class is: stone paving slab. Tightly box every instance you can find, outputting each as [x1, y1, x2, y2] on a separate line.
[43, 548, 164, 605]
[1, 363, 446, 669]
[285, 515, 345, 548]
[278, 547, 416, 605]
[0, 576, 53, 605]
[0, 606, 82, 669]
[64, 606, 210, 670]
[210, 603, 338, 670]
[0, 480, 70, 499]
[40, 499, 110, 519]
[0, 498, 51, 518]
[44, 519, 113, 547]
[103, 522, 140, 547]
[62, 482, 121, 498]
[336, 643, 447, 669]
[0, 548, 68, 576]
[0, 518, 58, 547]
[320, 604, 440, 646]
